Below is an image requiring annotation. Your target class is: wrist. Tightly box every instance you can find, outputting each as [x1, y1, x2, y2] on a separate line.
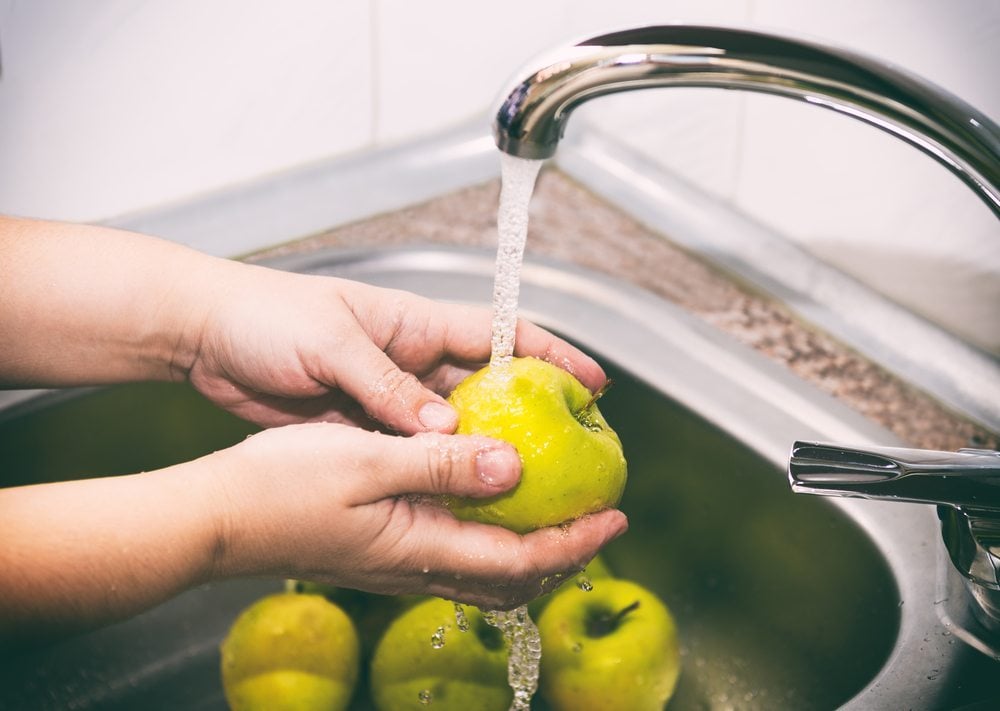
[194, 437, 277, 583]
[152, 250, 241, 384]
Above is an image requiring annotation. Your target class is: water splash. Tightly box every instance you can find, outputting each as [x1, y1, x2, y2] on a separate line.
[483, 604, 542, 711]
[418, 688, 433, 705]
[482, 148, 547, 711]
[490, 154, 544, 367]
[454, 603, 471, 632]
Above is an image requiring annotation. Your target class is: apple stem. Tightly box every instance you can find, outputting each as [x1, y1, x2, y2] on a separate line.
[587, 599, 640, 637]
[579, 378, 614, 415]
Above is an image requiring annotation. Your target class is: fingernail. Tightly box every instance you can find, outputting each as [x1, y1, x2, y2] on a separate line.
[418, 401, 457, 432]
[477, 447, 520, 489]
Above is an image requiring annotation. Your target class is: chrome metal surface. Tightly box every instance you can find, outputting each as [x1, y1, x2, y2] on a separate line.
[939, 505, 1000, 634]
[556, 127, 1000, 433]
[492, 25, 1000, 217]
[788, 441, 1000, 511]
[791, 441, 1000, 635]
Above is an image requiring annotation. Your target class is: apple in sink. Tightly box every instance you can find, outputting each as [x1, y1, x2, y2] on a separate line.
[369, 597, 511, 710]
[537, 577, 681, 710]
[444, 356, 626, 533]
[220, 591, 360, 711]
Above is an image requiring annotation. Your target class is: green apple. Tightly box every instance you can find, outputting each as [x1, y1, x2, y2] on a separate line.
[444, 356, 627, 533]
[369, 597, 511, 710]
[537, 578, 680, 711]
[286, 579, 426, 660]
[220, 592, 360, 711]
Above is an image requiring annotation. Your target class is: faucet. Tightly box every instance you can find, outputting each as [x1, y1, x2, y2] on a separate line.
[490, 25, 1000, 643]
[491, 25, 999, 216]
[788, 441, 1000, 638]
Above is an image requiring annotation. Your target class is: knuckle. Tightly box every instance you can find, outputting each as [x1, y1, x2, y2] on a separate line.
[371, 365, 421, 403]
[421, 433, 463, 494]
[364, 366, 424, 427]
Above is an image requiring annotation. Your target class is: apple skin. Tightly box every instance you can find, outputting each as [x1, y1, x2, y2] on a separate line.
[369, 597, 511, 711]
[444, 356, 626, 533]
[537, 578, 680, 711]
[220, 592, 360, 711]
[287, 579, 425, 660]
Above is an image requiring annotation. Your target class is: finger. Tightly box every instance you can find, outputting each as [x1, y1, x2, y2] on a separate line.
[418, 508, 630, 609]
[420, 302, 607, 394]
[354, 431, 521, 502]
[512, 319, 607, 393]
[330, 323, 460, 435]
[206, 381, 376, 429]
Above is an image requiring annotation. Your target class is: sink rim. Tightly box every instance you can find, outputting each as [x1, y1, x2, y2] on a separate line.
[263, 243, 954, 709]
[0, 242, 958, 708]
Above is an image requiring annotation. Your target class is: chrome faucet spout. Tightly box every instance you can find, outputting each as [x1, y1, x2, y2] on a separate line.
[789, 440, 1000, 635]
[788, 441, 1000, 512]
[491, 25, 1000, 217]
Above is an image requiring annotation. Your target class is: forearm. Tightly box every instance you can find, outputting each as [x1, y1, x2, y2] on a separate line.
[0, 215, 226, 387]
[0, 456, 224, 650]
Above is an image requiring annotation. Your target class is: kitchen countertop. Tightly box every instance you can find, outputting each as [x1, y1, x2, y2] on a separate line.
[251, 168, 998, 452]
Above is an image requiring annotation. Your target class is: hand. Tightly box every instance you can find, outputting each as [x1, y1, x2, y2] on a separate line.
[207, 422, 629, 610]
[186, 263, 607, 432]
[0, 217, 605, 434]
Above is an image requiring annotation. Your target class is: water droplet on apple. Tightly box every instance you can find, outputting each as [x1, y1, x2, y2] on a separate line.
[572, 642, 583, 653]
[418, 688, 433, 705]
[431, 625, 446, 649]
[576, 576, 594, 592]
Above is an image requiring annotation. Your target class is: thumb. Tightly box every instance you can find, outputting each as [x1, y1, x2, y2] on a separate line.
[357, 432, 521, 503]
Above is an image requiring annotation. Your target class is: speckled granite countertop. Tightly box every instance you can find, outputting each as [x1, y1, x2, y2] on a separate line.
[252, 168, 998, 452]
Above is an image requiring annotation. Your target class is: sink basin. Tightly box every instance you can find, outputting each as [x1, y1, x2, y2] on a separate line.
[0, 245, 995, 709]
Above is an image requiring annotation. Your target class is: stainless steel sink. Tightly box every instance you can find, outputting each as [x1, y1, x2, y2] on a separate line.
[0, 245, 995, 709]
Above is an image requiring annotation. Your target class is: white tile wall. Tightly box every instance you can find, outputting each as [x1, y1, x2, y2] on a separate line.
[373, 0, 750, 147]
[0, 1, 997, 350]
[0, 1, 373, 222]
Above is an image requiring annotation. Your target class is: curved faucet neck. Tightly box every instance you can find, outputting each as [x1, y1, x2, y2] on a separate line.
[492, 25, 1000, 218]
